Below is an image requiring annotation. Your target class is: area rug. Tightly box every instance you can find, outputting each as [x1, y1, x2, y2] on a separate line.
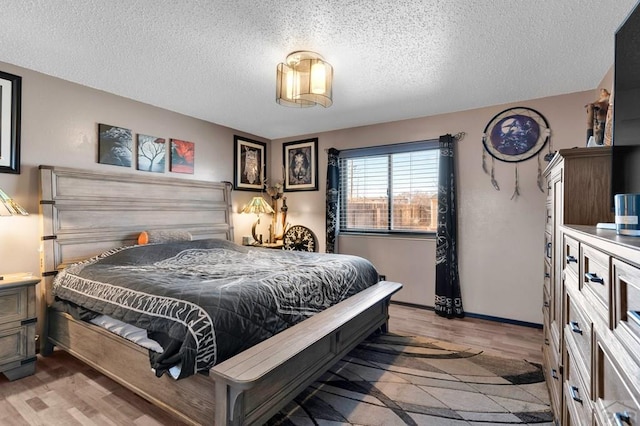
[268, 334, 553, 425]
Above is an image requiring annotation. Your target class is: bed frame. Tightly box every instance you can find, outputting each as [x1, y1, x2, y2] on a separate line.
[38, 165, 402, 425]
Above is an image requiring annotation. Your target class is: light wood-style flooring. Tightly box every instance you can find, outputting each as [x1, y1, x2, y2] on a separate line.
[0, 304, 543, 425]
[388, 304, 543, 364]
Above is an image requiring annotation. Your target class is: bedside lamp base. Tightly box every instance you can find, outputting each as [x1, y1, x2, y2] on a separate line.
[251, 217, 262, 245]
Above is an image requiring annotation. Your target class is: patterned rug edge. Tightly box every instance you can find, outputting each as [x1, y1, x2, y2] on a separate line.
[268, 333, 553, 425]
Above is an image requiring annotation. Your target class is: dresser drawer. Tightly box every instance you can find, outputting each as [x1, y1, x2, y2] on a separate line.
[545, 231, 553, 264]
[565, 288, 592, 377]
[564, 235, 580, 277]
[0, 276, 39, 381]
[582, 244, 611, 324]
[565, 256, 580, 294]
[595, 400, 639, 426]
[545, 201, 553, 233]
[543, 286, 553, 349]
[543, 339, 562, 420]
[543, 311, 551, 348]
[0, 286, 29, 325]
[543, 286, 551, 325]
[564, 344, 592, 426]
[594, 338, 640, 426]
[612, 259, 640, 361]
[544, 260, 552, 299]
[0, 324, 36, 369]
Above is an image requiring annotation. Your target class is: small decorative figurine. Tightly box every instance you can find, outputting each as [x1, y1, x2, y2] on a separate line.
[586, 88, 610, 146]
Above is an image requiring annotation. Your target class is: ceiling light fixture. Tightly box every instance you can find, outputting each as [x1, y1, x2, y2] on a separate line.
[276, 51, 333, 108]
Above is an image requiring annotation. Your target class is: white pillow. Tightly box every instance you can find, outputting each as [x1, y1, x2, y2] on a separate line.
[138, 230, 193, 245]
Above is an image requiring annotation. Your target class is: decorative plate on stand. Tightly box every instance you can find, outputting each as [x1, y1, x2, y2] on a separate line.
[283, 225, 317, 252]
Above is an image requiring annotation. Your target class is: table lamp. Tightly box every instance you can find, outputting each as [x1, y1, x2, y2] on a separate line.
[0, 187, 28, 216]
[0, 187, 28, 279]
[241, 196, 273, 244]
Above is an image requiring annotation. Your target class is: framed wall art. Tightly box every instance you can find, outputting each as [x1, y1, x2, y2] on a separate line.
[481, 107, 551, 199]
[482, 107, 549, 163]
[98, 123, 133, 167]
[0, 70, 22, 174]
[137, 134, 166, 173]
[169, 139, 195, 174]
[234, 135, 266, 191]
[283, 137, 318, 191]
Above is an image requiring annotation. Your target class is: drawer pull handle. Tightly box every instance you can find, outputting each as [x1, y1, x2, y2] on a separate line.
[584, 272, 604, 284]
[543, 301, 550, 308]
[615, 412, 631, 426]
[551, 368, 558, 380]
[570, 321, 583, 334]
[566, 255, 577, 264]
[544, 338, 550, 346]
[546, 242, 552, 259]
[544, 272, 550, 278]
[569, 385, 582, 404]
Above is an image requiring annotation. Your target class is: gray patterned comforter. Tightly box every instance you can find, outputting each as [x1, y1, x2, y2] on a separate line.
[52, 239, 380, 379]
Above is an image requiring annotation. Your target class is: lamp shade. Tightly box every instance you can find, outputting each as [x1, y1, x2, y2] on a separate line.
[276, 51, 333, 108]
[0, 188, 28, 216]
[242, 196, 274, 215]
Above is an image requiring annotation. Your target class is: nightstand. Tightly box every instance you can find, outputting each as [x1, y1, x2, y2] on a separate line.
[0, 273, 39, 380]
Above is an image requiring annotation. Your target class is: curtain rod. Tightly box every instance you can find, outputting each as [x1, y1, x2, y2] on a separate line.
[324, 132, 466, 153]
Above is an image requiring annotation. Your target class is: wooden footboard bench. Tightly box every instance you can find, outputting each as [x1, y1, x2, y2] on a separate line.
[212, 280, 402, 425]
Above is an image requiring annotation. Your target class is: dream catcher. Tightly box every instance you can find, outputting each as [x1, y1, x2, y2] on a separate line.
[481, 107, 552, 199]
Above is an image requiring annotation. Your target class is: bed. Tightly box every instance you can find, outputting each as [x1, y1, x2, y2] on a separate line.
[38, 165, 402, 425]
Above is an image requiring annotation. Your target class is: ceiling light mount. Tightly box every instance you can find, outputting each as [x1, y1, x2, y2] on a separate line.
[276, 51, 333, 108]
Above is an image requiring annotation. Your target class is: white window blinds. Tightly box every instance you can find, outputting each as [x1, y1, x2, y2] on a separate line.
[339, 140, 439, 233]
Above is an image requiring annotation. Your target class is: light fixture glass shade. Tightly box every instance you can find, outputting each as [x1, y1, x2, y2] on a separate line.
[0, 188, 28, 216]
[242, 196, 274, 244]
[276, 51, 333, 108]
[242, 196, 274, 215]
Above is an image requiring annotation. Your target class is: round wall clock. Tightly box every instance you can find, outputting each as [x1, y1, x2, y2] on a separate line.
[283, 225, 317, 252]
[482, 107, 550, 163]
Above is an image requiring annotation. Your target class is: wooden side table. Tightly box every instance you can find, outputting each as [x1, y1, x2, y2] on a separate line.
[253, 242, 284, 249]
[0, 273, 39, 380]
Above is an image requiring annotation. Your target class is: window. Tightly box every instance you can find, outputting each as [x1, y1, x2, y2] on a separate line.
[339, 140, 439, 234]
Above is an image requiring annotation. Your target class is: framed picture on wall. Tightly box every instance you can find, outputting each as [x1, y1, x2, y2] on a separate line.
[98, 123, 133, 167]
[283, 137, 318, 191]
[0, 70, 22, 174]
[234, 135, 266, 191]
[169, 139, 195, 174]
[137, 134, 166, 173]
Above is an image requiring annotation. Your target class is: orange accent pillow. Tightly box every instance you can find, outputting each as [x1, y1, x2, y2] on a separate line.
[137, 230, 193, 245]
[137, 231, 150, 245]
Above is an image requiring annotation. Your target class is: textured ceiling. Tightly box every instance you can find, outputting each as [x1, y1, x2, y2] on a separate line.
[0, 1, 637, 139]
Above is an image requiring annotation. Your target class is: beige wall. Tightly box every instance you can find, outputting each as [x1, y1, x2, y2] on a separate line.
[272, 90, 598, 324]
[0, 61, 264, 278]
[0, 59, 602, 325]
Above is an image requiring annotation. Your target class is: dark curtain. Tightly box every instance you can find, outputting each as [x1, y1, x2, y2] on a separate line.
[326, 148, 340, 253]
[435, 134, 465, 318]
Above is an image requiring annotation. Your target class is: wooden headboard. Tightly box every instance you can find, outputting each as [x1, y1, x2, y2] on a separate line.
[38, 165, 233, 305]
